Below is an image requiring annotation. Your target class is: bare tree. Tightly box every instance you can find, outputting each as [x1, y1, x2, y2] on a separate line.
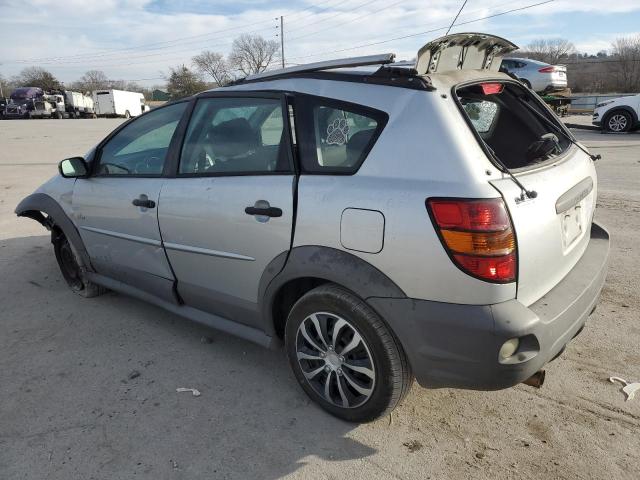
[192, 50, 232, 86]
[522, 38, 576, 64]
[73, 70, 110, 93]
[228, 34, 279, 76]
[611, 34, 640, 92]
[13, 66, 61, 91]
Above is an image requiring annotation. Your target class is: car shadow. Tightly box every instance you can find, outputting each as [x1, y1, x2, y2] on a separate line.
[0, 235, 376, 479]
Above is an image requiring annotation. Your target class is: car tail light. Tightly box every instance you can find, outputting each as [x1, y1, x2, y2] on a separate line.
[479, 83, 504, 95]
[427, 198, 516, 283]
[538, 66, 557, 73]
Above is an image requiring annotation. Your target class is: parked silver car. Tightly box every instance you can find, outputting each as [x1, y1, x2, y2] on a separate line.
[500, 57, 568, 92]
[16, 33, 609, 422]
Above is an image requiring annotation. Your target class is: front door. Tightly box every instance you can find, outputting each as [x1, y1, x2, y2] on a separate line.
[158, 93, 295, 327]
[72, 101, 188, 301]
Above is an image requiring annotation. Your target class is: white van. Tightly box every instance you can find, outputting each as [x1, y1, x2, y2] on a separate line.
[92, 89, 145, 118]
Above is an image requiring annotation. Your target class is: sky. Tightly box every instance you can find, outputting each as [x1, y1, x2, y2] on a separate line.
[0, 0, 639, 87]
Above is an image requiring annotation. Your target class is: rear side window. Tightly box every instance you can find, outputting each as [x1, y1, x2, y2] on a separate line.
[455, 82, 571, 170]
[295, 96, 387, 174]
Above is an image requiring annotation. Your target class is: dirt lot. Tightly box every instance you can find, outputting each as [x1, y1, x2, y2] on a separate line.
[0, 119, 639, 480]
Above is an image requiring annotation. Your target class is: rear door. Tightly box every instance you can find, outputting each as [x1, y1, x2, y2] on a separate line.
[158, 92, 295, 327]
[416, 33, 518, 74]
[455, 80, 597, 306]
[72, 101, 189, 301]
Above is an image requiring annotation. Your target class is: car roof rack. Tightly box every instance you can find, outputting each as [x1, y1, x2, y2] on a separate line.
[244, 53, 396, 81]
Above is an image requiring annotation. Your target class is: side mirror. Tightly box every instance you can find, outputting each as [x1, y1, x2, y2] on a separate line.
[58, 157, 89, 178]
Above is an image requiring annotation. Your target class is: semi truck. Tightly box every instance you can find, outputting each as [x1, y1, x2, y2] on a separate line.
[2, 87, 95, 119]
[92, 89, 146, 118]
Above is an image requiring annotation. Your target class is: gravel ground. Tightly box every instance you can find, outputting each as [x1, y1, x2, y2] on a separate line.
[0, 119, 638, 480]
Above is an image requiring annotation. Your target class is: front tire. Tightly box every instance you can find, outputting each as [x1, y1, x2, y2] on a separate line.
[53, 230, 104, 298]
[124, 110, 130, 119]
[604, 110, 632, 133]
[285, 284, 413, 422]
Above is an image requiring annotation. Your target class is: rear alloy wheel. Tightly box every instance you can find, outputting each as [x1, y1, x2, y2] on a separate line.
[605, 110, 632, 133]
[285, 284, 412, 422]
[53, 230, 104, 298]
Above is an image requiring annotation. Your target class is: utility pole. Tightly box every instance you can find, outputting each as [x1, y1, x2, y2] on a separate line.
[280, 16, 285, 68]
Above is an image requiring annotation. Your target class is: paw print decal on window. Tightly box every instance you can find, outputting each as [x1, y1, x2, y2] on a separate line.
[326, 118, 349, 145]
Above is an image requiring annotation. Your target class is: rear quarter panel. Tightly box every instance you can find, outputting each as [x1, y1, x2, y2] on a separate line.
[225, 78, 517, 304]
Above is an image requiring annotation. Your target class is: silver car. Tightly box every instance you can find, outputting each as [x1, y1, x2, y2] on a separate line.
[16, 33, 609, 422]
[500, 57, 568, 93]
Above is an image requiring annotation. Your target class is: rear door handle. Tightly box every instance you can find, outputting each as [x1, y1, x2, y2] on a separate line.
[245, 206, 282, 217]
[132, 195, 155, 209]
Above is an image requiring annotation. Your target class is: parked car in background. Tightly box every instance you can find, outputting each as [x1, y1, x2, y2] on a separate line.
[16, 33, 609, 423]
[592, 94, 640, 132]
[500, 57, 567, 93]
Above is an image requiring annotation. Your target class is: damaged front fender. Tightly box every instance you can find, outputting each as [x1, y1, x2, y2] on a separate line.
[15, 193, 94, 272]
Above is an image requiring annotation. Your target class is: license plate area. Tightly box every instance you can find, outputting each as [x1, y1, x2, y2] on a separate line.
[561, 201, 585, 250]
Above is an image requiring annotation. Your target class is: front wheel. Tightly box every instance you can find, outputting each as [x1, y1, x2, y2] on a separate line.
[285, 284, 413, 422]
[53, 230, 105, 298]
[604, 110, 632, 133]
[124, 110, 130, 119]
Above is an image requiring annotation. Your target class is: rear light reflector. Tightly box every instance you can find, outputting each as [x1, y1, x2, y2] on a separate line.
[538, 66, 557, 73]
[453, 253, 516, 282]
[427, 198, 516, 283]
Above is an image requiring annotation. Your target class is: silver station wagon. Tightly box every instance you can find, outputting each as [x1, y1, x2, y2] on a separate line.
[16, 33, 610, 422]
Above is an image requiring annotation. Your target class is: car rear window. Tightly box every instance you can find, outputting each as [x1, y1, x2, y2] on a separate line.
[455, 82, 571, 170]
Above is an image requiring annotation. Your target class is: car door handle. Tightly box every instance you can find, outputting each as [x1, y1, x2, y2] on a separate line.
[132, 196, 155, 208]
[245, 206, 282, 217]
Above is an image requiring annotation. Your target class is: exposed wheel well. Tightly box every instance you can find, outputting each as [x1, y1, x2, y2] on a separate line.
[271, 277, 329, 338]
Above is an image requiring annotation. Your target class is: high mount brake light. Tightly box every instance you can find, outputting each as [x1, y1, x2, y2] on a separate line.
[480, 83, 504, 95]
[427, 198, 516, 283]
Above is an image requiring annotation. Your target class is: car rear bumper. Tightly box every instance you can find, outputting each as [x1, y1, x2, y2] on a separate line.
[368, 222, 610, 390]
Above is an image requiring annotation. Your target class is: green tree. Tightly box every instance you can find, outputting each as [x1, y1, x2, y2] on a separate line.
[166, 65, 206, 99]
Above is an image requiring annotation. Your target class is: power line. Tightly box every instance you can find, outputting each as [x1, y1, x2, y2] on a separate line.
[287, 0, 555, 61]
[446, 0, 469, 35]
[6, 17, 278, 64]
[285, 0, 381, 36]
[288, 0, 405, 42]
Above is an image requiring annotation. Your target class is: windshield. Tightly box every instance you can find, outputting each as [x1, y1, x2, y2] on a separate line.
[456, 82, 570, 170]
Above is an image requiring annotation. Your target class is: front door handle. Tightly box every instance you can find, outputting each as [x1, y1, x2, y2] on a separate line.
[132, 194, 155, 209]
[245, 206, 282, 217]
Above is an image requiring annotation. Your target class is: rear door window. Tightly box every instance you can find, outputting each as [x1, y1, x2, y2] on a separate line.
[295, 95, 388, 174]
[456, 82, 571, 170]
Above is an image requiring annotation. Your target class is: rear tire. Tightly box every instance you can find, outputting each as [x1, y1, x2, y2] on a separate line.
[285, 284, 413, 422]
[604, 110, 632, 133]
[53, 230, 105, 298]
[124, 110, 130, 119]
[520, 78, 532, 89]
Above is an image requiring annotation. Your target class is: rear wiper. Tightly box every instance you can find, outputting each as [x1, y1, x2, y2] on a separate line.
[517, 96, 602, 162]
[480, 139, 538, 201]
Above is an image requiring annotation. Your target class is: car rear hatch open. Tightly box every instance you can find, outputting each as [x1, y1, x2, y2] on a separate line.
[415, 32, 518, 74]
[454, 79, 598, 306]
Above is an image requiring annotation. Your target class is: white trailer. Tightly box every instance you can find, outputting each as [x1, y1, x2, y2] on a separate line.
[92, 89, 146, 118]
[64, 91, 95, 118]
